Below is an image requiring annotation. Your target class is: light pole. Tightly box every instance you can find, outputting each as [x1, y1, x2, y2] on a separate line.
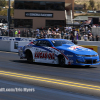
[8, 0, 10, 36]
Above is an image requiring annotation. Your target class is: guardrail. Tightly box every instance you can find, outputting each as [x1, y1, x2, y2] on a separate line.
[0, 36, 35, 41]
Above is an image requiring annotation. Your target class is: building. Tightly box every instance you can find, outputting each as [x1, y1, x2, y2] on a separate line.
[14, 0, 74, 29]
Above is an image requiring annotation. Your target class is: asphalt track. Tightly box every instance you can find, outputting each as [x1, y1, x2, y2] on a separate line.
[0, 51, 100, 100]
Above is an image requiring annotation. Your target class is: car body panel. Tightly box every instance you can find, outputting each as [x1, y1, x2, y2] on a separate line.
[18, 39, 100, 66]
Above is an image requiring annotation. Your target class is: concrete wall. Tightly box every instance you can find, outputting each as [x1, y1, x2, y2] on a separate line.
[92, 27, 100, 36]
[0, 40, 30, 52]
[10, 41, 30, 52]
[98, 47, 100, 57]
[0, 41, 11, 51]
[0, 36, 35, 41]
[77, 40, 100, 47]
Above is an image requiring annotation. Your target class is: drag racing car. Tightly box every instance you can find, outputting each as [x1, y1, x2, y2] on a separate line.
[18, 39, 100, 67]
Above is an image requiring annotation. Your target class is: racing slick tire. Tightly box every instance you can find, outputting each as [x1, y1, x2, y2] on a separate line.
[58, 55, 65, 67]
[26, 50, 33, 63]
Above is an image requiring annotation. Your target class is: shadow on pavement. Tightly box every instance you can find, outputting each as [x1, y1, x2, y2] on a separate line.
[10, 60, 97, 69]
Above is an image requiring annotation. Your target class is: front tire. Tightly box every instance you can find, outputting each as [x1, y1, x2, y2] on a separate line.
[58, 55, 65, 67]
[26, 51, 33, 63]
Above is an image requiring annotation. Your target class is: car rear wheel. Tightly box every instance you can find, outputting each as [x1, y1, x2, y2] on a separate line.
[58, 55, 65, 67]
[26, 51, 33, 63]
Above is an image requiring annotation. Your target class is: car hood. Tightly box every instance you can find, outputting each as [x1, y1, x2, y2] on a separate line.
[56, 44, 97, 55]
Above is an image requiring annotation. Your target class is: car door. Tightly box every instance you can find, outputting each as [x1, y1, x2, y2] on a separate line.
[34, 40, 55, 64]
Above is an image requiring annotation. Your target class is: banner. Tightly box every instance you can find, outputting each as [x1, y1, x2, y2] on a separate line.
[80, 45, 98, 52]
[25, 12, 53, 17]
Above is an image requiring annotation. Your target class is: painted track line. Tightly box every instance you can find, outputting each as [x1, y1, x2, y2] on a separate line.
[0, 51, 17, 54]
[0, 71, 100, 91]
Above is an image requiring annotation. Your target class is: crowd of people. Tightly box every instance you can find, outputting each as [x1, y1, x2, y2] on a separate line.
[0, 25, 100, 42]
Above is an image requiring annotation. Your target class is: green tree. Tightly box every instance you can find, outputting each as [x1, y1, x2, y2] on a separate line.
[89, 0, 95, 10]
[83, 3, 87, 10]
[87, 5, 92, 10]
[11, 1, 14, 8]
[94, 7, 97, 10]
[0, 0, 6, 7]
[97, 3, 100, 10]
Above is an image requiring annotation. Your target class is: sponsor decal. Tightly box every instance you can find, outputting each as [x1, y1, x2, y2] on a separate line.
[35, 52, 55, 59]
[51, 47, 69, 60]
[68, 60, 73, 65]
[70, 60, 73, 63]
[68, 46, 81, 50]
[2, 37, 9, 40]
[66, 55, 73, 57]
[25, 45, 33, 48]
[20, 38, 29, 41]
[79, 45, 98, 52]
[0, 37, 2, 40]
[88, 48, 93, 50]
[59, 50, 64, 53]
[0, 37, 34, 41]
[15, 38, 21, 41]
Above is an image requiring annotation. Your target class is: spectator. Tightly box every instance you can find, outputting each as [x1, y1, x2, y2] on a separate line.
[96, 35, 99, 41]
[18, 30, 20, 37]
[66, 32, 70, 39]
[15, 30, 18, 37]
[89, 34, 92, 41]
[87, 29, 91, 34]
[70, 32, 75, 43]
[78, 33, 81, 40]
[22, 29, 26, 37]
[92, 35, 95, 41]
[61, 31, 64, 39]
[56, 27, 59, 32]
[27, 30, 31, 37]
[85, 26, 88, 31]
[76, 31, 79, 40]
[83, 33, 88, 41]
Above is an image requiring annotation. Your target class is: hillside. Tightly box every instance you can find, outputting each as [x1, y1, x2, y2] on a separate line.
[75, 0, 100, 5]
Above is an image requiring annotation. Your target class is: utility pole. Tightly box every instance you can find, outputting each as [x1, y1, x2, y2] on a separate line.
[8, 0, 10, 36]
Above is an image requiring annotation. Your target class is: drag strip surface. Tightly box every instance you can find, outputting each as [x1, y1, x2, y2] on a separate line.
[0, 51, 100, 99]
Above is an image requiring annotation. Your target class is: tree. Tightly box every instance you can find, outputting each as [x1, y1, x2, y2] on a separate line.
[87, 5, 92, 10]
[94, 7, 97, 10]
[97, 3, 100, 10]
[0, 0, 6, 7]
[83, 3, 87, 10]
[11, 1, 14, 8]
[89, 0, 95, 10]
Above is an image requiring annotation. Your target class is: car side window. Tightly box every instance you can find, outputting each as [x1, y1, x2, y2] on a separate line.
[35, 40, 52, 47]
[46, 41, 52, 47]
[35, 41, 41, 46]
[40, 41, 46, 46]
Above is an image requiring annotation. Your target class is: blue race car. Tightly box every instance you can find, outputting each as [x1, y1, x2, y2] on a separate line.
[18, 38, 100, 67]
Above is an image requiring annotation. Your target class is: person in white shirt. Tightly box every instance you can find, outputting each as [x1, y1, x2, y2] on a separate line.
[56, 27, 59, 32]
[83, 33, 88, 41]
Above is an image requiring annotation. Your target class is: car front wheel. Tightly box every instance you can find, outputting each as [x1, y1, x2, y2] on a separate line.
[58, 55, 65, 67]
[26, 51, 33, 63]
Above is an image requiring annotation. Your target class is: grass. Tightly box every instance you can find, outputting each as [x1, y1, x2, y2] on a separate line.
[74, 13, 100, 18]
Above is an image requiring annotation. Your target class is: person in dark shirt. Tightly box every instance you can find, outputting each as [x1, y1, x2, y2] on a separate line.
[96, 35, 99, 41]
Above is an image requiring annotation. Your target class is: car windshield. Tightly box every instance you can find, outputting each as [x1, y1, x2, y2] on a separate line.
[51, 40, 74, 47]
